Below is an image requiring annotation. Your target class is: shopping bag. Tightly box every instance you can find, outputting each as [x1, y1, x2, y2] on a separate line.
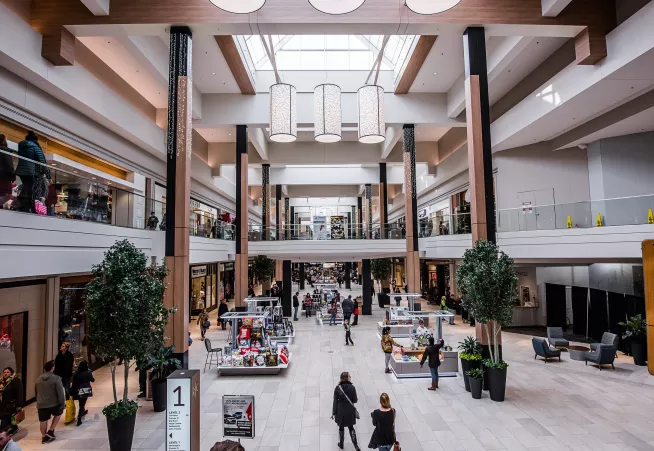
[65, 397, 76, 424]
[34, 200, 47, 216]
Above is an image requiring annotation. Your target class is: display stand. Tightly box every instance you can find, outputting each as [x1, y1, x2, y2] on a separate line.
[316, 303, 344, 326]
[245, 297, 279, 313]
[387, 293, 423, 310]
[315, 283, 338, 292]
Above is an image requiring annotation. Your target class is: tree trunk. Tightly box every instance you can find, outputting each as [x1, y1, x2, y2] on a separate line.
[485, 323, 494, 364]
[111, 361, 118, 404]
[123, 362, 129, 402]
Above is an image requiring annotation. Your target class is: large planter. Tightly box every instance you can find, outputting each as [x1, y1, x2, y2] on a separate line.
[106, 410, 137, 451]
[460, 359, 481, 392]
[151, 379, 167, 412]
[631, 340, 647, 366]
[469, 377, 483, 400]
[487, 366, 507, 402]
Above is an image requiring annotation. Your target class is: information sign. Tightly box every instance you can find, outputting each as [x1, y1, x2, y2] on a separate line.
[222, 395, 255, 439]
[167, 370, 199, 451]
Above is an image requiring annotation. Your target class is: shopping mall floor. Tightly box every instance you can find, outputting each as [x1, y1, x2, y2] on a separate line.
[13, 285, 654, 451]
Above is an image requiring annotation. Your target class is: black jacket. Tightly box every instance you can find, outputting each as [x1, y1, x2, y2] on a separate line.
[0, 146, 15, 182]
[218, 303, 229, 319]
[54, 351, 74, 379]
[341, 298, 354, 314]
[0, 377, 23, 416]
[70, 369, 95, 400]
[420, 342, 444, 369]
[370, 409, 395, 448]
[332, 381, 358, 427]
[293, 295, 299, 308]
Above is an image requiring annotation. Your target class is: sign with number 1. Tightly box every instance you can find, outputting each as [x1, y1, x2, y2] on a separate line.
[166, 370, 199, 451]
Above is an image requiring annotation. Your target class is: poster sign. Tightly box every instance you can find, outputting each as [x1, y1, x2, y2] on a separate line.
[521, 201, 532, 213]
[330, 216, 344, 240]
[222, 395, 255, 439]
[313, 216, 329, 240]
[167, 378, 191, 451]
[191, 266, 207, 278]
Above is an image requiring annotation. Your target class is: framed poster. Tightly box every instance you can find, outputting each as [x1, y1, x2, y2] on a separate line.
[330, 216, 344, 240]
[222, 395, 255, 439]
[520, 286, 531, 306]
[313, 216, 328, 240]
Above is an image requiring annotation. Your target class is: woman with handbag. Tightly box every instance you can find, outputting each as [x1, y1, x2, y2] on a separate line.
[70, 361, 94, 426]
[332, 372, 361, 451]
[197, 309, 210, 340]
[369, 393, 397, 451]
[0, 368, 23, 430]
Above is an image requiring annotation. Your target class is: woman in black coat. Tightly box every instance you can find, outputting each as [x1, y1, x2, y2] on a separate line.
[420, 337, 444, 391]
[70, 361, 94, 426]
[332, 372, 361, 451]
[0, 367, 23, 428]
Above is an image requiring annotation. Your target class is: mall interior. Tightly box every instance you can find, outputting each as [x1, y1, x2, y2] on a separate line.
[0, 0, 654, 450]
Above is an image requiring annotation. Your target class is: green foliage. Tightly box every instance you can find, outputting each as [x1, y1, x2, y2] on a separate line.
[483, 359, 509, 370]
[460, 353, 482, 361]
[102, 400, 139, 421]
[457, 240, 518, 365]
[86, 240, 169, 418]
[458, 336, 483, 355]
[618, 314, 647, 342]
[143, 345, 182, 382]
[466, 368, 483, 379]
[251, 255, 275, 283]
[371, 258, 392, 282]
[440, 296, 448, 310]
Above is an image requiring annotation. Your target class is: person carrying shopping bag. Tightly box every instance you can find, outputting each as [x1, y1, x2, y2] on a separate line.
[380, 327, 403, 374]
[369, 393, 397, 451]
[332, 372, 361, 451]
[70, 361, 94, 426]
[197, 309, 210, 340]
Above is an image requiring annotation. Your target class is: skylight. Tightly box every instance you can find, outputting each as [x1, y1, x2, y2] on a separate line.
[237, 35, 415, 78]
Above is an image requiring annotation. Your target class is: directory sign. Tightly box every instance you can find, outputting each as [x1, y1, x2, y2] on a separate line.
[222, 395, 255, 439]
[167, 370, 200, 451]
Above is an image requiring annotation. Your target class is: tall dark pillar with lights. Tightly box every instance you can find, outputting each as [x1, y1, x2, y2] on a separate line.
[261, 164, 270, 241]
[290, 206, 295, 239]
[234, 124, 249, 309]
[282, 260, 292, 317]
[276, 185, 283, 241]
[362, 259, 372, 315]
[163, 26, 192, 366]
[357, 197, 363, 239]
[299, 262, 305, 290]
[365, 183, 372, 239]
[344, 262, 351, 289]
[284, 197, 290, 240]
[403, 124, 420, 294]
[379, 163, 388, 238]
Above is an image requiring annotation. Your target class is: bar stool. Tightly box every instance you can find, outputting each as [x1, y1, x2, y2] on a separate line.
[204, 338, 223, 372]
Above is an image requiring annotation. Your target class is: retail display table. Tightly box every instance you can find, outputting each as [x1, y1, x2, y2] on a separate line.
[218, 353, 292, 376]
[389, 348, 458, 378]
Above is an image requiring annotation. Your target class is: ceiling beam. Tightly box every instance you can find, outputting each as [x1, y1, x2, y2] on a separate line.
[41, 27, 75, 66]
[381, 127, 401, 160]
[541, 0, 572, 17]
[574, 26, 607, 65]
[80, 0, 109, 16]
[248, 127, 268, 161]
[395, 35, 437, 95]
[214, 36, 255, 95]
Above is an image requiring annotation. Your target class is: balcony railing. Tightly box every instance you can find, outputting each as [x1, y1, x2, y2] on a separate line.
[418, 213, 472, 237]
[190, 209, 235, 240]
[248, 223, 407, 241]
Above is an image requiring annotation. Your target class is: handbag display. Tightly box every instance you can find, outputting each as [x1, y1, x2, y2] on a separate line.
[338, 385, 360, 420]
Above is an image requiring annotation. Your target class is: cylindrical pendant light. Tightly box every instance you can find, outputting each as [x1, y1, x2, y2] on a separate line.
[357, 85, 385, 144]
[308, 0, 365, 14]
[314, 84, 342, 143]
[209, 0, 266, 14]
[270, 83, 297, 143]
[405, 0, 461, 15]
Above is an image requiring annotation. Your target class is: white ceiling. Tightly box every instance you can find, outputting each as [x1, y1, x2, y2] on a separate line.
[409, 32, 465, 93]
[562, 106, 654, 148]
[196, 126, 236, 143]
[191, 34, 241, 94]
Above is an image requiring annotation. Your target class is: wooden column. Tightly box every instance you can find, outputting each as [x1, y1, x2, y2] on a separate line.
[261, 164, 270, 241]
[403, 124, 420, 293]
[163, 26, 193, 366]
[234, 124, 249, 308]
[643, 240, 654, 375]
[379, 163, 388, 239]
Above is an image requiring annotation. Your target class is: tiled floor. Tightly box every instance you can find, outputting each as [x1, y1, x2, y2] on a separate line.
[14, 285, 654, 451]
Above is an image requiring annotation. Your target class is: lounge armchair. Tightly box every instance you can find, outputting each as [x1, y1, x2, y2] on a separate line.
[590, 332, 618, 352]
[585, 344, 616, 370]
[547, 327, 569, 348]
[533, 337, 562, 362]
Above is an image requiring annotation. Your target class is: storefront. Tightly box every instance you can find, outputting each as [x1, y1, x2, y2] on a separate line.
[189, 263, 219, 319]
[221, 262, 234, 300]
[53, 180, 112, 223]
[190, 199, 220, 238]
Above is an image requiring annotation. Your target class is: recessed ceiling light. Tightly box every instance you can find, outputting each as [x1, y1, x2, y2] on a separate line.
[433, 72, 438, 75]
[229, 133, 232, 136]
[92, 177, 96, 180]
[51, 164, 56, 166]
[212, 72, 216, 75]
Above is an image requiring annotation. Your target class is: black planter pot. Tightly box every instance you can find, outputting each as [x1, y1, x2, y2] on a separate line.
[151, 379, 167, 412]
[106, 410, 137, 451]
[469, 377, 483, 400]
[487, 367, 507, 402]
[460, 359, 481, 392]
[631, 340, 647, 366]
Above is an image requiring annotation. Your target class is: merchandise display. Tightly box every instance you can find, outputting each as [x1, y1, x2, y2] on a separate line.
[316, 303, 344, 326]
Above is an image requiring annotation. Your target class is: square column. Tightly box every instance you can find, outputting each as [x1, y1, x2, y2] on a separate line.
[234, 124, 249, 308]
[276, 185, 283, 241]
[362, 259, 372, 315]
[365, 184, 372, 239]
[282, 260, 292, 317]
[299, 262, 305, 290]
[403, 124, 421, 293]
[379, 163, 388, 238]
[261, 164, 270, 241]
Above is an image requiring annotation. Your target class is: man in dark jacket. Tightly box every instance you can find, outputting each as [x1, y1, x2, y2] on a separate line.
[0, 367, 23, 429]
[35, 361, 65, 444]
[15, 131, 48, 213]
[54, 343, 74, 397]
[218, 299, 229, 330]
[341, 295, 354, 323]
[420, 337, 444, 390]
[293, 292, 300, 321]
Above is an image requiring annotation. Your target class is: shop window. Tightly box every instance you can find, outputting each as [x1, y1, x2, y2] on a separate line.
[0, 313, 27, 397]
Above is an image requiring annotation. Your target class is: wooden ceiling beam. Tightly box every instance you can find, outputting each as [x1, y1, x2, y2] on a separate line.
[214, 36, 256, 95]
[575, 26, 607, 65]
[394, 35, 437, 95]
[41, 27, 75, 66]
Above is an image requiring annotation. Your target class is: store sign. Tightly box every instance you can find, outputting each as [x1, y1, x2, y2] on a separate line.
[191, 266, 207, 278]
[522, 201, 533, 213]
[166, 378, 191, 451]
[222, 395, 255, 439]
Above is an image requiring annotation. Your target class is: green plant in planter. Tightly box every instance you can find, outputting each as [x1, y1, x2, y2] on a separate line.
[252, 255, 275, 291]
[466, 368, 483, 379]
[458, 336, 482, 359]
[371, 258, 392, 290]
[144, 344, 182, 382]
[619, 314, 647, 342]
[86, 240, 170, 421]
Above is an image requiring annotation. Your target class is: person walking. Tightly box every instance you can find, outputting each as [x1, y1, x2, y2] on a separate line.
[351, 298, 359, 326]
[35, 361, 65, 444]
[332, 372, 361, 451]
[369, 393, 396, 451]
[54, 343, 74, 398]
[15, 131, 48, 213]
[197, 309, 210, 340]
[381, 327, 403, 374]
[0, 368, 23, 429]
[344, 319, 354, 346]
[304, 293, 312, 318]
[420, 337, 444, 391]
[218, 299, 229, 330]
[328, 301, 337, 326]
[0, 135, 15, 207]
[0, 426, 21, 451]
[342, 295, 354, 323]
[293, 292, 300, 321]
[70, 361, 94, 426]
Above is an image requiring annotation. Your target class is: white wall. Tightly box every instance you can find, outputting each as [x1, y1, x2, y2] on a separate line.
[588, 263, 642, 295]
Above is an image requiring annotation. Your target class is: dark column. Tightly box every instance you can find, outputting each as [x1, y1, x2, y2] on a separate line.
[403, 124, 420, 293]
[357, 197, 362, 239]
[276, 185, 283, 241]
[436, 265, 446, 300]
[365, 183, 372, 239]
[344, 262, 352, 289]
[379, 162, 388, 238]
[261, 164, 270, 241]
[290, 206, 295, 239]
[282, 260, 292, 317]
[362, 259, 372, 315]
[420, 260, 429, 292]
[163, 26, 192, 366]
[234, 124, 249, 309]
[464, 27, 496, 244]
[346, 212, 352, 239]
[299, 262, 305, 290]
[284, 197, 290, 240]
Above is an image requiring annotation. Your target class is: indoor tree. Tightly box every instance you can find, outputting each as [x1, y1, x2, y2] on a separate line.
[251, 255, 275, 293]
[371, 258, 392, 291]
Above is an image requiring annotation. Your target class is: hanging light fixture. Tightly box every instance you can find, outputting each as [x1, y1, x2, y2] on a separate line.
[269, 83, 297, 143]
[314, 84, 342, 143]
[357, 85, 385, 144]
[209, 0, 265, 14]
[405, 0, 461, 15]
[308, 0, 366, 14]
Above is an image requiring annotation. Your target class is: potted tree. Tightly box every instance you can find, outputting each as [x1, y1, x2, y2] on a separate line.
[86, 240, 168, 451]
[252, 255, 275, 296]
[458, 240, 517, 402]
[466, 368, 484, 399]
[458, 336, 482, 393]
[619, 314, 647, 366]
[371, 258, 392, 306]
[143, 345, 182, 412]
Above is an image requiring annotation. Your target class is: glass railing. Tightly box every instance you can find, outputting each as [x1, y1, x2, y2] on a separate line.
[418, 213, 472, 237]
[189, 210, 235, 240]
[247, 223, 406, 241]
[496, 195, 654, 232]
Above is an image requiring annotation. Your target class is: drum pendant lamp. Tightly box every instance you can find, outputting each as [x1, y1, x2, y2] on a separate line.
[405, 0, 461, 15]
[308, 0, 366, 15]
[357, 85, 385, 144]
[314, 84, 342, 143]
[209, 0, 266, 14]
[269, 83, 297, 143]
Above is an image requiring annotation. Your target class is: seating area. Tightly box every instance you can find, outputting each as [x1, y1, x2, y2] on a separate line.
[546, 327, 569, 348]
[532, 337, 562, 363]
[539, 328, 618, 369]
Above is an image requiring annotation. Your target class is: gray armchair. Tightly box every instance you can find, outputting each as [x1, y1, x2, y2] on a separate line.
[547, 327, 569, 348]
[585, 344, 616, 370]
[533, 337, 562, 362]
[590, 332, 618, 352]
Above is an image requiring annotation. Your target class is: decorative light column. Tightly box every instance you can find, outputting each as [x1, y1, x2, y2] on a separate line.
[365, 183, 372, 239]
[357, 197, 363, 239]
[284, 197, 290, 240]
[379, 162, 388, 239]
[261, 164, 270, 241]
[276, 185, 283, 241]
[164, 26, 193, 367]
[235, 124, 249, 308]
[403, 124, 421, 294]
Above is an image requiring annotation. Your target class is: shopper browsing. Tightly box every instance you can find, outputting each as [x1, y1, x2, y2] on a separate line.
[197, 309, 210, 340]
[344, 319, 354, 346]
[304, 293, 312, 318]
[416, 319, 429, 336]
[381, 327, 403, 374]
[70, 361, 94, 426]
[293, 292, 300, 321]
[331, 372, 361, 451]
[54, 343, 74, 397]
[351, 298, 359, 326]
[369, 393, 397, 451]
[328, 301, 337, 326]
[394, 287, 402, 306]
[35, 361, 65, 444]
[420, 337, 444, 391]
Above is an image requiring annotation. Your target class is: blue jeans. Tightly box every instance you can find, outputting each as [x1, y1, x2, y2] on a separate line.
[430, 367, 439, 383]
[378, 445, 393, 451]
